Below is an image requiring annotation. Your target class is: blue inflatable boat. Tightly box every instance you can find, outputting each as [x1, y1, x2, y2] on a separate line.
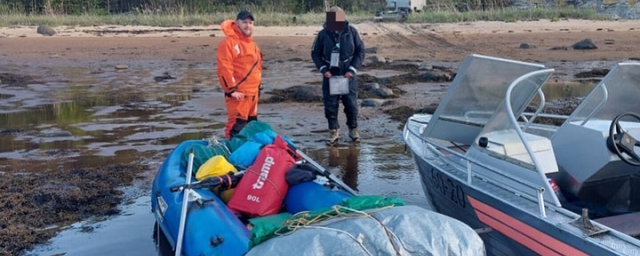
[151, 139, 353, 256]
[152, 136, 486, 256]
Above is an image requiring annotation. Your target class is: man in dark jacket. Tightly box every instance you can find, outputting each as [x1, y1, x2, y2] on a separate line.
[311, 6, 365, 145]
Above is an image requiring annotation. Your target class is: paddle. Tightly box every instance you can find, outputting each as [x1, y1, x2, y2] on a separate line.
[286, 143, 358, 196]
[169, 171, 245, 192]
[174, 148, 195, 256]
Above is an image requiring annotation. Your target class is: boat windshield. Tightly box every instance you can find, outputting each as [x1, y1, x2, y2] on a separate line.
[437, 57, 544, 122]
[423, 54, 546, 145]
[564, 63, 640, 124]
[477, 69, 555, 168]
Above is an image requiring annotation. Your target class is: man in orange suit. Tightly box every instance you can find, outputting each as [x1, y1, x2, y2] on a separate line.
[217, 10, 263, 138]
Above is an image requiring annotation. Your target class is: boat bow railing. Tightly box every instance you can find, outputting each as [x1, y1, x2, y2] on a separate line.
[501, 68, 561, 211]
[404, 123, 553, 218]
[405, 68, 561, 217]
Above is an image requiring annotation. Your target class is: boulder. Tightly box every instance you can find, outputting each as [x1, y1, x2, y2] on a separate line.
[361, 99, 385, 107]
[365, 82, 380, 91]
[36, 25, 56, 36]
[374, 87, 394, 98]
[572, 38, 598, 50]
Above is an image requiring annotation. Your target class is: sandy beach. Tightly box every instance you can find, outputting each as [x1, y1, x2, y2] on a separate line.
[1, 19, 640, 64]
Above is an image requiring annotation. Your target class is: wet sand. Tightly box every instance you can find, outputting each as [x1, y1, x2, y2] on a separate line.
[2, 19, 640, 255]
[2, 20, 640, 64]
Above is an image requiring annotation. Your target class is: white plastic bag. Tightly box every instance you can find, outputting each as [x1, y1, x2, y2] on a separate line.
[329, 77, 349, 95]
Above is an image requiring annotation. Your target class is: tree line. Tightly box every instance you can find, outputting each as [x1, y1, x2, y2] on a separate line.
[0, 0, 378, 15]
[0, 0, 518, 15]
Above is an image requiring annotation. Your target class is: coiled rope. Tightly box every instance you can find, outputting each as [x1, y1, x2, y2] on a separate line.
[275, 205, 413, 256]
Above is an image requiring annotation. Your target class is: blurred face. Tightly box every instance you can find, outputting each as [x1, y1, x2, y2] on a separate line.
[236, 19, 254, 37]
[326, 11, 346, 31]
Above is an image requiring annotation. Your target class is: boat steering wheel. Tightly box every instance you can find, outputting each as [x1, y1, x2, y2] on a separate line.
[607, 112, 640, 166]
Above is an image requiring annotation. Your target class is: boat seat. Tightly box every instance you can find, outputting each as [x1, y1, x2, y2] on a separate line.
[595, 211, 640, 237]
[482, 129, 558, 174]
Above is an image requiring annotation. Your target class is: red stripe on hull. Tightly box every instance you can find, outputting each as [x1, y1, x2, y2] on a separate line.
[468, 196, 587, 256]
[475, 210, 562, 256]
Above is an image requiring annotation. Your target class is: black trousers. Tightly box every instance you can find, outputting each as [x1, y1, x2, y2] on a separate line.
[322, 76, 358, 130]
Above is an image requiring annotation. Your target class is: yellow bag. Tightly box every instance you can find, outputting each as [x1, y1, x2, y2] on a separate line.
[215, 188, 235, 204]
[195, 155, 237, 181]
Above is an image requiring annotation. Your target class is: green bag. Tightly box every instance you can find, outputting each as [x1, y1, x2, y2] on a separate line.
[339, 195, 405, 209]
[227, 121, 273, 152]
[180, 142, 231, 173]
[248, 213, 292, 248]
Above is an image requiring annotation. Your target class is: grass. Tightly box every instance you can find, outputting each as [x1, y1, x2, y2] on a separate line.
[0, 8, 610, 27]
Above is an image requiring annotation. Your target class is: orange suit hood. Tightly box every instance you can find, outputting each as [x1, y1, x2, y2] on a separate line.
[216, 20, 262, 95]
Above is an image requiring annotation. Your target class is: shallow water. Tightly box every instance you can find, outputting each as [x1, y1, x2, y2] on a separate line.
[27, 145, 427, 256]
[1, 62, 429, 255]
[27, 197, 158, 256]
[3, 57, 605, 255]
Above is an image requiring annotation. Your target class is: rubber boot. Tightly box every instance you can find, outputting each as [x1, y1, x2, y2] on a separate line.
[349, 128, 360, 143]
[326, 129, 339, 145]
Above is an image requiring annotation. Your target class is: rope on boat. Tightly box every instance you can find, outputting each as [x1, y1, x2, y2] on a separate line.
[207, 135, 232, 158]
[275, 205, 412, 256]
[289, 225, 374, 256]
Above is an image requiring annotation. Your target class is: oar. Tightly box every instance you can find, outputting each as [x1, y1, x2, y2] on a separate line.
[174, 149, 195, 256]
[287, 143, 358, 196]
[169, 171, 245, 192]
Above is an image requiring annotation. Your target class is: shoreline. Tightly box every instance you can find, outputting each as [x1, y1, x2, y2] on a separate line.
[2, 19, 640, 67]
[1, 20, 639, 39]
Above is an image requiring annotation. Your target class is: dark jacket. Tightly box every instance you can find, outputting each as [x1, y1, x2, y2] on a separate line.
[311, 22, 365, 76]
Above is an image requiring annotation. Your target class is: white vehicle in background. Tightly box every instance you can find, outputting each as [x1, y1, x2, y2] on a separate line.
[374, 0, 426, 22]
[374, 5, 409, 22]
[388, 0, 426, 13]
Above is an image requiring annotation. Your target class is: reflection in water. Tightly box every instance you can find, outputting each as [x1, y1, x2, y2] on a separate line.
[543, 81, 596, 100]
[153, 223, 174, 256]
[344, 146, 359, 190]
[0, 65, 225, 174]
[327, 146, 360, 190]
[26, 196, 158, 256]
[0, 101, 91, 130]
[308, 144, 425, 206]
[328, 147, 340, 167]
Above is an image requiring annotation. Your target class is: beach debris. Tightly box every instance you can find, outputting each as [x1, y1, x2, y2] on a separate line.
[365, 46, 378, 54]
[549, 46, 569, 51]
[154, 71, 176, 82]
[575, 68, 610, 78]
[418, 62, 433, 71]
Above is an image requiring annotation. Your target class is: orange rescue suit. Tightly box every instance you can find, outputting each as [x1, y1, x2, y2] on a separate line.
[216, 20, 263, 138]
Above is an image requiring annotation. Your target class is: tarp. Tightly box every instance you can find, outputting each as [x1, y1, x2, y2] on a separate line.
[245, 205, 485, 256]
[249, 196, 404, 248]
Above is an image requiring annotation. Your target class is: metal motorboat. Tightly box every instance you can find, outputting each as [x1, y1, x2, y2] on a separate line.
[403, 54, 640, 255]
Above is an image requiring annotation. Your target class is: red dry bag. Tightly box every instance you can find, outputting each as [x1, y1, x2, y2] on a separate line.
[227, 136, 296, 217]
